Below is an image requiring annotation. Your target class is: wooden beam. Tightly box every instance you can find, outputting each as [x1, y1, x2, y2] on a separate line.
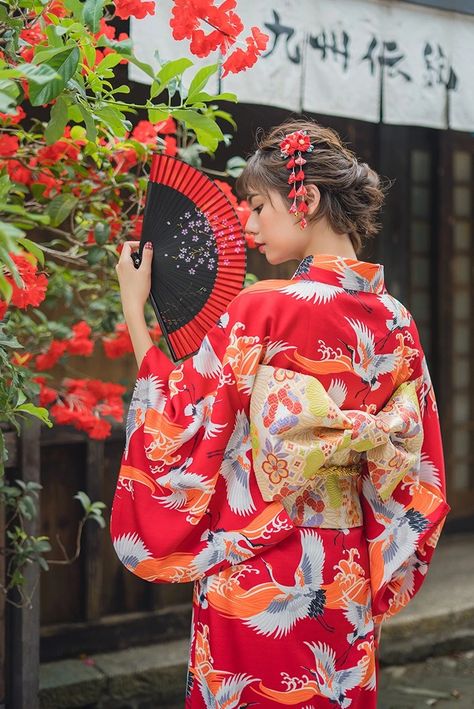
[7, 417, 41, 709]
[84, 440, 105, 621]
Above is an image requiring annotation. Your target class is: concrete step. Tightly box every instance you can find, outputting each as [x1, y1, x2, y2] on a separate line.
[39, 533, 474, 708]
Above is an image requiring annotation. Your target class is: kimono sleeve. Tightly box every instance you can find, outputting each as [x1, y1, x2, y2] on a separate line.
[110, 290, 296, 584]
[361, 346, 450, 624]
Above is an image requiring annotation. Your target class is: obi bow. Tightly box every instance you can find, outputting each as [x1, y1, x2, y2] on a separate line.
[249, 365, 423, 505]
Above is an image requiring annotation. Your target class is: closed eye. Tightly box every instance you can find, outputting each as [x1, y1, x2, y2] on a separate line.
[253, 205, 263, 214]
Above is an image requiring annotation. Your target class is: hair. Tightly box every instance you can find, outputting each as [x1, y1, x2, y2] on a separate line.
[235, 118, 389, 255]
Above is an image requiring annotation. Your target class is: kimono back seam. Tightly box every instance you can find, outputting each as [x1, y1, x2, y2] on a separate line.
[110, 253, 449, 709]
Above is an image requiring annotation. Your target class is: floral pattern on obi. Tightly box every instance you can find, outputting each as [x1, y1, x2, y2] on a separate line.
[249, 364, 423, 528]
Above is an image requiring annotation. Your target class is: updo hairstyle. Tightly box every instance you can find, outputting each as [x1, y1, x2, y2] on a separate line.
[235, 118, 389, 255]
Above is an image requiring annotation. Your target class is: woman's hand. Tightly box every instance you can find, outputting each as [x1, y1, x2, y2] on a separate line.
[115, 240, 153, 316]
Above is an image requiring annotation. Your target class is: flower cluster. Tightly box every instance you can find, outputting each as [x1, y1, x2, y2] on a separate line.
[113, 0, 156, 20]
[170, 0, 269, 76]
[0, 253, 48, 318]
[279, 129, 314, 229]
[47, 377, 127, 439]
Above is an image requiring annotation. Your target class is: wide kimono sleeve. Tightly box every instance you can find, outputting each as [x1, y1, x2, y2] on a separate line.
[361, 341, 451, 624]
[110, 289, 296, 584]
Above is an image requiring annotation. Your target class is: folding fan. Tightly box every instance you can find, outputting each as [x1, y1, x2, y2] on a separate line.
[131, 153, 247, 362]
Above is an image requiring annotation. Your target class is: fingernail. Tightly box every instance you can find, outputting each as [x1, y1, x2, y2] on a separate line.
[145, 241, 153, 249]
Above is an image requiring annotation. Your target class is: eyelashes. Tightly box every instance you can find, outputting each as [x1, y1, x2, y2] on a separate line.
[253, 205, 263, 214]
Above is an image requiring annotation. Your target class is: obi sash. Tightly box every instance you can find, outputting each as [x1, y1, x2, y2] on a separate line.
[249, 365, 423, 528]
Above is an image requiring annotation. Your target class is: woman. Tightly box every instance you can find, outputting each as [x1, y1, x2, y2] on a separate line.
[111, 119, 450, 708]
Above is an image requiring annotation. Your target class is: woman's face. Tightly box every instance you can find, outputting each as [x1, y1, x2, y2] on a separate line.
[244, 188, 310, 265]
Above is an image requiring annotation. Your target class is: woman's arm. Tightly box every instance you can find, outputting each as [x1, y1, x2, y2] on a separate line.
[123, 305, 153, 369]
[115, 240, 154, 368]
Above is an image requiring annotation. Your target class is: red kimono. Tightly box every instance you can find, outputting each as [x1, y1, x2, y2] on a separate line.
[110, 253, 450, 708]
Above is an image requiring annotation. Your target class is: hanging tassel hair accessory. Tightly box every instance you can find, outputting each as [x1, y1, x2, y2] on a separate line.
[279, 129, 314, 229]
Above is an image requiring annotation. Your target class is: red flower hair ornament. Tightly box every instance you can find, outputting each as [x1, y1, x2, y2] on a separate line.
[279, 129, 314, 229]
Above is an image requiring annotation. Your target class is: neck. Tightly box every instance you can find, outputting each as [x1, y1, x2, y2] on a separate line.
[301, 225, 358, 260]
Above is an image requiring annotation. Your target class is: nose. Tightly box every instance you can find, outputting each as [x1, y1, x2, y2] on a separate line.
[245, 210, 258, 236]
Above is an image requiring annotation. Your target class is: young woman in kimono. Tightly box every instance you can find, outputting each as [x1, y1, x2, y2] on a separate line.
[111, 119, 450, 708]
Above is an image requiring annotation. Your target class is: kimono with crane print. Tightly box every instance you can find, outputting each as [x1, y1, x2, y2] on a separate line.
[110, 253, 450, 708]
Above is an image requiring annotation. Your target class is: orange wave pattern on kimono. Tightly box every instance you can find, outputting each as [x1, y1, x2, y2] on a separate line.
[110, 253, 450, 708]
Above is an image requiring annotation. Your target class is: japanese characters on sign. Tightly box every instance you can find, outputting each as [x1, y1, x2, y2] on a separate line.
[129, 0, 474, 131]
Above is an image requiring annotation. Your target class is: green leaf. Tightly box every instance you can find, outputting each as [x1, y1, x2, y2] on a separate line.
[0, 274, 13, 301]
[16, 238, 45, 267]
[95, 105, 128, 137]
[212, 109, 237, 129]
[45, 95, 69, 144]
[46, 193, 78, 227]
[16, 62, 60, 86]
[95, 52, 122, 75]
[83, 0, 105, 34]
[33, 46, 74, 65]
[78, 104, 97, 142]
[100, 36, 133, 57]
[147, 106, 170, 123]
[94, 222, 110, 245]
[157, 57, 193, 83]
[225, 155, 246, 177]
[87, 244, 104, 265]
[82, 42, 96, 70]
[186, 63, 218, 103]
[15, 404, 53, 427]
[29, 46, 80, 106]
[0, 205, 50, 225]
[172, 109, 223, 152]
[74, 491, 91, 511]
[187, 91, 237, 104]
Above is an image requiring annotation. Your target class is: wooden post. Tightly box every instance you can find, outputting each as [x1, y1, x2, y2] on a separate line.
[6, 417, 41, 709]
[84, 439, 105, 621]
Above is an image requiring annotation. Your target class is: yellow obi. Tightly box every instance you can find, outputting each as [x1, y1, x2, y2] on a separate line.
[249, 365, 423, 529]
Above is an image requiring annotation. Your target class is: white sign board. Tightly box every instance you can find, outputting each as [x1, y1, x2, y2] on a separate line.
[129, 0, 474, 132]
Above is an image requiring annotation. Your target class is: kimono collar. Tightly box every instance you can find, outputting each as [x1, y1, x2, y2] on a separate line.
[291, 253, 386, 294]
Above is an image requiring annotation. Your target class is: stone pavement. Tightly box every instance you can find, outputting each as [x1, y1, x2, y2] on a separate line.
[39, 533, 474, 708]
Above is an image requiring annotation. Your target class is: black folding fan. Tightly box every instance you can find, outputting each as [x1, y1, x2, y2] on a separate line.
[132, 153, 247, 362]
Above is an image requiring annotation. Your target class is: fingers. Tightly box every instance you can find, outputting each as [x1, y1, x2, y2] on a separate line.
[116, 241, 141, 270]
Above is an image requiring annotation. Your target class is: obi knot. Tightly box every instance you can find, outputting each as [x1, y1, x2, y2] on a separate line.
[249, 365, 423, 528]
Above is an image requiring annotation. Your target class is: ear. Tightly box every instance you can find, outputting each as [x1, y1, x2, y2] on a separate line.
[305, 184, 321, 216]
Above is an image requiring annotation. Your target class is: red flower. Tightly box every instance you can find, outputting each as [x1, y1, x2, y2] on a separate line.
[37, 170, 63, 198]
[0, 106, 26, 125]
[171, 0, 243, 57]
[7, 159, 31, 185]
[20, 26, 46, 45]
[66, 321, 94, 357]
[132, 118, 177, 146]
[44, 1, 68, 19]
[236, 200, 251, 230]
[150, 323, 162, 339]
[103, 323, 134, 359]
[114, 0, 155, 20]
[4, 252, 48, 310]
[37, 137, 80, 165]
[35, 340, 68, 371]
[170, 0, 212, 40]
[0, 299, 7, 320]
[280, 130, 311, 156]
[0, 134, 19, 157]
[164, 135, 177, 156]
[95, 17, 116, 41]
[33, 377, 59, 406]
[129, 214, 143, 238]
[221, 27, 269, 77]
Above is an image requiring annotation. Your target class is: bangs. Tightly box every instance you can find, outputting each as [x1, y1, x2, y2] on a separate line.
[234, 151, 282, 203]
